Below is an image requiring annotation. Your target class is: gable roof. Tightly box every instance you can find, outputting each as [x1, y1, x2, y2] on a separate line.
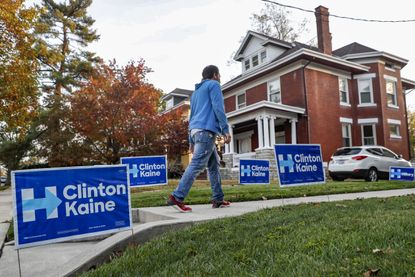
[223, 33, 369, 91]
[233, 30, 293, 61]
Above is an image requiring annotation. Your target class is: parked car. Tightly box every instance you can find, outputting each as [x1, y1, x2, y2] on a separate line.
[328, 146, 412, 182]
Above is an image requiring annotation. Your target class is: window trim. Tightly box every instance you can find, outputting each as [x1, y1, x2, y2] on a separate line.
[361, 124, 377, 145]
[388, 124, 401, 139]
[165, 97, 174, 109]
[340, 117, 353, 124]
[236, 92, 246, 110]
[387, 118, 402, 139]
[341, 123, 352, 147]
[244, 59, 250, 71]
[260, 50, 267, 63]
[384, 76, 398, 108]
[338, 77, 350, 105]
[243, 48, 268, 73]
[267, 78, 281, 104]
[357, 78, 375, 106]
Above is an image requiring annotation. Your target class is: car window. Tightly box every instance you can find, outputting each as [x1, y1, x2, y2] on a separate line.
[382, 149, 397, 159]
[333, 148, 361, 156]
[366, 148, 383, 156]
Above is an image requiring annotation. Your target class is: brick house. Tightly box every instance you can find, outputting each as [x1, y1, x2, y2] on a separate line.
[220, 6, 414, 177]
[161, 88, 193, 168]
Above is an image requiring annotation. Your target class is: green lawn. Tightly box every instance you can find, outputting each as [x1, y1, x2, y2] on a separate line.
[131, 179, 415, 208]
[83, 195, 415, 276]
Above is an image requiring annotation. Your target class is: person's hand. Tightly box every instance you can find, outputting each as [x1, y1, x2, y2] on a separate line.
[223, 133, 231, 144]
[189, 144, 194, 154]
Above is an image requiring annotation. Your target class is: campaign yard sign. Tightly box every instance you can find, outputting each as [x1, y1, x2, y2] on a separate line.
[120, 155, 167, 187]
[239, 159, 270, 185]
[389, 166, 415, 181]
[274, 144, 325, 187]
[12, 165, 132, 249]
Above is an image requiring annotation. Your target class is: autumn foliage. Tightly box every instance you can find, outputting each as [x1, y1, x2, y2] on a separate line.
[71, 60, 189, 164]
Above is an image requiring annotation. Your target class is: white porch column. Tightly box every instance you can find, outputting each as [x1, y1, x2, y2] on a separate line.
[229, 124, 234, 153]
[270, 116, 276, 147]
[290, 119, 297, 144]
[263, 115, 270, 147]
[257, 116, 264, 148]
[225, 142, 229, 153]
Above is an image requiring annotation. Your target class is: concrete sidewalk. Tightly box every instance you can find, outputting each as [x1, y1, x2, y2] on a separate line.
[1, 188, 415, 277]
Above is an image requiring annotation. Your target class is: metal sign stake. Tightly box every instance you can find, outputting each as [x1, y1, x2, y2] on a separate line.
[17, 248, 22, 277]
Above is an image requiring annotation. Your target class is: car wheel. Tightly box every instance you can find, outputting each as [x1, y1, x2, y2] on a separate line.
[332, 176, 345, 181]
[365, 168, 378, 182]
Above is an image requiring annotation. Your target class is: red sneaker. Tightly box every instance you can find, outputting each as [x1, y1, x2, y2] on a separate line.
[167, 195, 192, 213]
[212, 200, 231, 208]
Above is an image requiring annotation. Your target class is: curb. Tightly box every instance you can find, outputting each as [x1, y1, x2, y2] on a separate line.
[0, 222, 10, 258]
[51, 219, 200, 277]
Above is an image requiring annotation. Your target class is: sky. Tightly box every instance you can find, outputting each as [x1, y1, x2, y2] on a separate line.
[87, 0, 415, 109]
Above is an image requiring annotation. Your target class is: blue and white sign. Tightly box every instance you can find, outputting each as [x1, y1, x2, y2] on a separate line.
[389, 166, 415, 181]
[121, 155, 167, 187]
[239, 159, 270, 185]
[12, 165, 132, 249]
[274, 144, 325, 187]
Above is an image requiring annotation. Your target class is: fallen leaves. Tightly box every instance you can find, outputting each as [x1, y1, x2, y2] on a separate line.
[363, 268, 380, 276]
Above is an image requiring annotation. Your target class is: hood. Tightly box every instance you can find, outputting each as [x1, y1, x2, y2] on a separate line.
[195, 79, 209, 90]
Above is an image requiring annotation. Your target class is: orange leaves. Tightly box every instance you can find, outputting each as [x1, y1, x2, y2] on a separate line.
[70, 60, 167, 163]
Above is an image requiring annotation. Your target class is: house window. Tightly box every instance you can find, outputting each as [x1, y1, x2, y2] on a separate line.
[166, 98, 174, 109]
[260, 51, 267, 63]
[268, 79, 281, 103]
[385, 62, 395, 71]
[358, 79, 373, 104]
[244, 59, 250, 71]
[361, 124, 376, 145]
[341, 124, 352, 147]
[389, 124, 401, 138]
[339, 77, 349, 104]
[386, 79, 397, 107]
[252, 55, 259, 67]
[237, 93, 246, 109]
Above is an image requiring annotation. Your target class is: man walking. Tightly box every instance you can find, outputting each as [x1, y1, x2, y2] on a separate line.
[167, 65, 231, 212]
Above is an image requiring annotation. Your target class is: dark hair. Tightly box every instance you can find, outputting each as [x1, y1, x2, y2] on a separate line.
[202, 65, 219, 80]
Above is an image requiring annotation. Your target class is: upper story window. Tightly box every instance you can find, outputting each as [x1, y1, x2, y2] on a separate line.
[357, 78, 374, 105]
[385, 76, 398, 108]
[243, 49, 267, 73]
[338, 77, 349, 105]
[260, 51, 267, 63]
[166, 98, 174, 110]
[268, 79, 281, 103]
[385, 62, 395, 72]
[252, 55, 259, 67]
[244, 60, 250, 71]
[237, 92, 246, 109]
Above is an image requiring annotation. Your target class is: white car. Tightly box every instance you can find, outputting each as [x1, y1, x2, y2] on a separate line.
[328, 146, 412, 182]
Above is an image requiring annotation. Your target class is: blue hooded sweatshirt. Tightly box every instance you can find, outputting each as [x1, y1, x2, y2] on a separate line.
[188, 79, 229, 142]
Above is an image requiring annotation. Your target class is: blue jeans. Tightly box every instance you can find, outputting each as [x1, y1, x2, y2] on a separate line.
[172, 130, 224, 202]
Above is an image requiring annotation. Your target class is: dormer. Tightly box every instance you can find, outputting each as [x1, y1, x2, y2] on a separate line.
[161, 88, 192, 111]
[233, 31, 292, 74]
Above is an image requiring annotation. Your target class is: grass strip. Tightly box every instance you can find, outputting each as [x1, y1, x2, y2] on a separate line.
[83, 195, 415, 276]
[131, 179, 415, 208]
